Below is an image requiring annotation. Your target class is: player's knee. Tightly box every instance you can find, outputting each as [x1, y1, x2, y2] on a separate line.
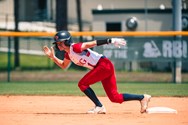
[78, 82, 83, 91]
[109, 94, 124, 103]
[110, 98, 122, 103]
[78, 82, 89, 92]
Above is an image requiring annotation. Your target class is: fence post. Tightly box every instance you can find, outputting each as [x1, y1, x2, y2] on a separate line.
[7, 37, 11, 82]
[172, 0, 182, 83]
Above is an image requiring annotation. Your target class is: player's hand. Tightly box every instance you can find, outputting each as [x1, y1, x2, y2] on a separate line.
[43, 46, 55, 59]
[111, 38, 126, 48]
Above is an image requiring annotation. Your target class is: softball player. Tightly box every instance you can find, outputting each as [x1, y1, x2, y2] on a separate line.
[43, 31, 151, 114]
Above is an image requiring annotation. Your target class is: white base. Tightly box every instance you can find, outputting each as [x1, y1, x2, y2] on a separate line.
[146, 107, 177, 114]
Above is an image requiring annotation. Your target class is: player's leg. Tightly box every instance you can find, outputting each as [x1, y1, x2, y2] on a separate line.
[101, 73, 145, 102]
[101, 73, 124, 103]
[100, 59, 125, 103]
[83, 87, 106, 114]
[102, 77, 145, 102]
[100, 59, 151, 113]
[102, 74, 151, 113]
[78, 67, 108, 107]
[83, 87, 102, 107]
[78, 59, 111, 113]
[123, 94, 144, 101]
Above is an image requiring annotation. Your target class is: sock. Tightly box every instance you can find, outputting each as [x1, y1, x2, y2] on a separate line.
[123, 93, 144, 101]
[83, 87, 103, 107]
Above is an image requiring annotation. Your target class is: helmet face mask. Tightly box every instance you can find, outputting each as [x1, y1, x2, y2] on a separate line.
[53, 31, 73, 47]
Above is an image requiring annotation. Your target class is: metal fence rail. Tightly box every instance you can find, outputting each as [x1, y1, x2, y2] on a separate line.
[0, 31, 188, 37]
[0, 31, 188, 82]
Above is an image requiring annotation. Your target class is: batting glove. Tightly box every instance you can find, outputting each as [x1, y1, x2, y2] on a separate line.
[110, 38, 127, 48]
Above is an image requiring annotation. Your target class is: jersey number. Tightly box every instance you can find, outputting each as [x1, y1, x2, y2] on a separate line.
[78, 50, 90, 65]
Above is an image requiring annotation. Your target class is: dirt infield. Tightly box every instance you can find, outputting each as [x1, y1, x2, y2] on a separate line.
[0, 96, 188, 125]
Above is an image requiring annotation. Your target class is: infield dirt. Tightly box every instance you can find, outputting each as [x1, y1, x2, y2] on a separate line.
[0, 96, 188, 125]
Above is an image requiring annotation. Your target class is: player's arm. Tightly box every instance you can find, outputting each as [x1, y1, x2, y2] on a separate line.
[52, 56, 71, 69]
[43, 46, 71, 69]
[81, 38, 126, 50]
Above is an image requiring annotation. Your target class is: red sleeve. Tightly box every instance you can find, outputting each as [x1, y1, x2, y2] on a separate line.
[72, 42, 83, 53]
[64, 52, 70, 60]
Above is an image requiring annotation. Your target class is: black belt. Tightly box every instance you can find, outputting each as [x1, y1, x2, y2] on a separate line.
[94, 56, 106, 68]
[101, 56, 106, 59]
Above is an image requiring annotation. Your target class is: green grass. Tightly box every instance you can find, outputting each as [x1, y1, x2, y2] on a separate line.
[0, 82, 188, 97]
[0, 52, 85, 70]
[0, 52, 53, 70]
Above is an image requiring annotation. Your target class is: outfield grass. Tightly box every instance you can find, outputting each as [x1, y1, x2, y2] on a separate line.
[0, 52, 53, 70]
[0, 82, 188, 97]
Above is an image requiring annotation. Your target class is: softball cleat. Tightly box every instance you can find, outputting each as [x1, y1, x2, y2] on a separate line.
[140, 94, 151, 113]
[87, 106, 106, 114]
